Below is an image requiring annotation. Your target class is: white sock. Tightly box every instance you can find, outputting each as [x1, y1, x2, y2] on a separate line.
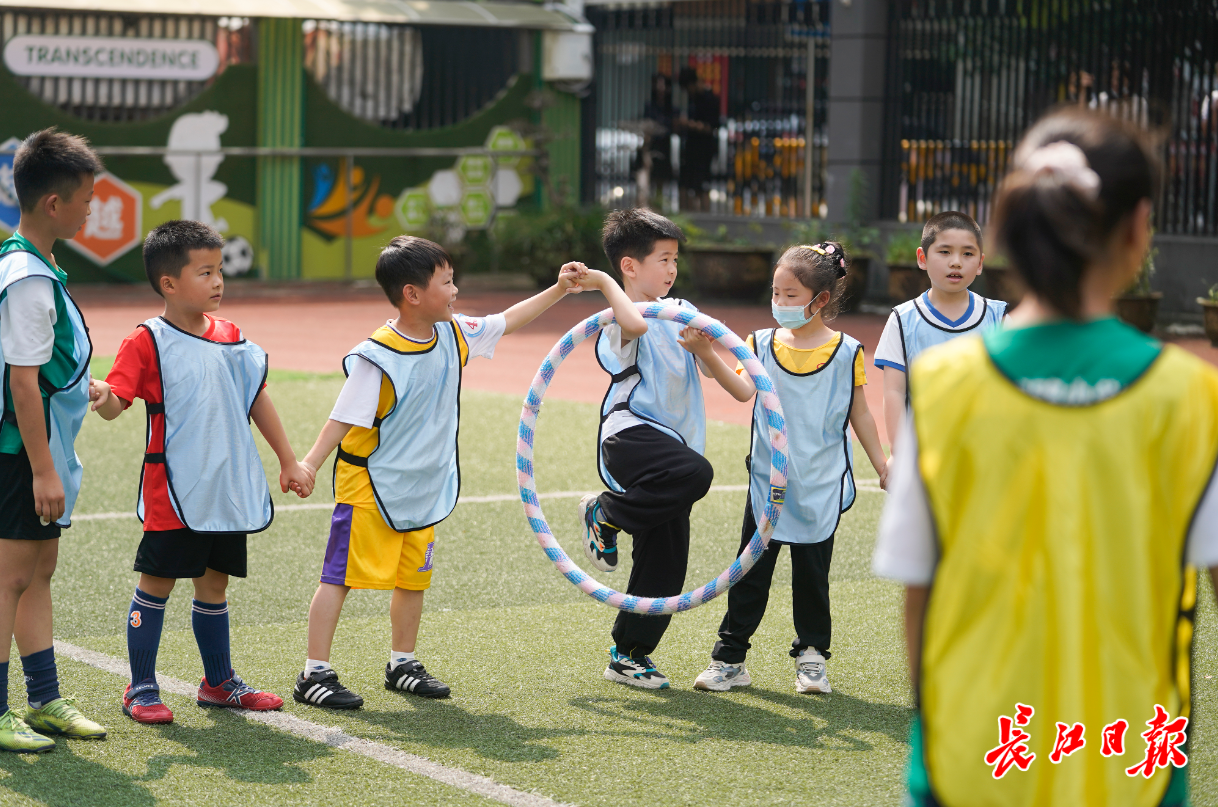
[390, 651, 415, 667]
[305, 658, 332, 673]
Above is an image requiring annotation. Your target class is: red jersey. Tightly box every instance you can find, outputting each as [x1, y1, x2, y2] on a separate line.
[106, 315, 259, 532]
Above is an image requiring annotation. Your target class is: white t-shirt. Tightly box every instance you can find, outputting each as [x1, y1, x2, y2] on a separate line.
[874, 290, 989, 372]
[872, 413, 1218, 585]
[329, 314, 506, 428]
[0, 275, 57, 366]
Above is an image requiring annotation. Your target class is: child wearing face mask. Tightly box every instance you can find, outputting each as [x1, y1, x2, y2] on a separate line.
[686, 242, 888, 695]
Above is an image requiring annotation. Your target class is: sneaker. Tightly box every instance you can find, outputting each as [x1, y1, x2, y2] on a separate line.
[579, 494, 619, 573]
[198, 675, 284, 711]
[603, 646, 669, 689]
[293, 669, 364, 710]
[385, 660, 451, 699]
[123, 681, 174, 724]
[795, 648, 831, 694]
[0, 709, 54, 753]
[24, 697, 106, 739]
[693, 659, 752, 692]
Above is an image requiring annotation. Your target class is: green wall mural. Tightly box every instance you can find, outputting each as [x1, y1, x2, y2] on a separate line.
[0, 56, 552, 283]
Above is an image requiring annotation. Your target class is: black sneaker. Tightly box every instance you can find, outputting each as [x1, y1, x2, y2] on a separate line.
[385, 660, 451, 699]
[579, 494, 619, 572]
[603, 646, 669, 689]
[293, 669, 364, 709]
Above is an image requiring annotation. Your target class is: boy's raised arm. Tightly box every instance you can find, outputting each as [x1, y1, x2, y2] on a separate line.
[574, 268, 648, 341]
[501, 262, 589, 335]
[677, 327, 754, 402]
[250, 390, 315, 497]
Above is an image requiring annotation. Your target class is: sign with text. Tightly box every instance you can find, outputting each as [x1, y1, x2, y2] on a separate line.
[3, 35, 219, 81]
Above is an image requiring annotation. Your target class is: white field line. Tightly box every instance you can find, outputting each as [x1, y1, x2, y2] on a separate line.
[70, 481, 881, 522]
[54, 640, 575, 807]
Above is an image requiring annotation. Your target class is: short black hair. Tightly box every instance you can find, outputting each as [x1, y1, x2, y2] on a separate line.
[602, 208, 685, 278]
[142, 220, 224, 296]
[921, 211, 983, 252]
[376, 235, 452, 305]
[13, 128, 103, 212]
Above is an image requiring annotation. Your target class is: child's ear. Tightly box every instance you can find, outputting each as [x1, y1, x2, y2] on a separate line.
[401, 284, 420, 305]
[916, 247, 927, 271]
[619, 257, 636, 279]
[160, 274, 175, 296]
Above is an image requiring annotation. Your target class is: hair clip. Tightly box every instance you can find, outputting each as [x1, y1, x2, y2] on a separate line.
[800, 243, 829, 256]
[1023, 141, 1101, 200]
[823, 244, 836, 254]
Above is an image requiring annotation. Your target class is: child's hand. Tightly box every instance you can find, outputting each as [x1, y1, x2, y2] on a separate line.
[89, 379, 112, 412]
[677, 325, 715, 357]
[282, 460, 316, 498]
[877, 460, 890, 491]
[557, 262, 589, 294]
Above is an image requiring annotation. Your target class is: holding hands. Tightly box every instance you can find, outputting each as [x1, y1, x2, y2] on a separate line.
[281, 460, 316, 498]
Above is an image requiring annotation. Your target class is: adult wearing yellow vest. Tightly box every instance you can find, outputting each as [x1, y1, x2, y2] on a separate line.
[874, 108, 1218, 807]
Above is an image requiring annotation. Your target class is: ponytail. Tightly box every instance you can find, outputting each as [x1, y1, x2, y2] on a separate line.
[990, 108, 1159, 318]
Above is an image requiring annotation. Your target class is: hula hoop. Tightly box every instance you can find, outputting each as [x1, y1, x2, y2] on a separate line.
[516, 301, 789, 615]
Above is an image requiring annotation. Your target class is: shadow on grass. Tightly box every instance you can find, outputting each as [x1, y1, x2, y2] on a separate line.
[0, 740, 157, 807]
[346, 698, 578, 762]
[569, 687, 912, 751]
[138, 709, 329, 784]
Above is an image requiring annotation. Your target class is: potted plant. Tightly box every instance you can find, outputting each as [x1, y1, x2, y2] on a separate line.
[884, 229, 929, 303]
[683, 223, 774, 301]
[1198, 283, 1218, 347]
[1115, 236, 1161, 334]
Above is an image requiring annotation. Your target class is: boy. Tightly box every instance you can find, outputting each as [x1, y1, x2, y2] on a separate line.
[293, 235, 586, 709]
[582, 208, 750, 690]
[873, 211, 1007, 452]
[90, 220, 314, 724]
[0, 128, 107, 752]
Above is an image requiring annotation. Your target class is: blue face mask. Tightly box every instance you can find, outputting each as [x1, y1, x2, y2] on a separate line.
[772, 301, 814, 329]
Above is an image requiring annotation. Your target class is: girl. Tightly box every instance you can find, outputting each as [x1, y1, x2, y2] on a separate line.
[687, 242, 889, 695]
[874, 108, 1218, 806]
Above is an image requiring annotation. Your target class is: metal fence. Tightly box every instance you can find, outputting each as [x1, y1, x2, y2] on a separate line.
[587, 0, 830, 218]
[882, 0, 1218, 235]
[304, 22, 521, 130]
[0, 10, 254, 122]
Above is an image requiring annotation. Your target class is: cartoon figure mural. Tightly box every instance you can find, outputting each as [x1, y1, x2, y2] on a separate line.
[150, 111, 230, 230]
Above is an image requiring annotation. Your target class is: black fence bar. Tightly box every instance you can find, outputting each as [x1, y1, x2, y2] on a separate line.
[882, 0, 1218, 235]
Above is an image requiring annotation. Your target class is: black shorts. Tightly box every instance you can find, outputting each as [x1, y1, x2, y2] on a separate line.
[0, 448, 62, 541]
[133, 529, 248, 579]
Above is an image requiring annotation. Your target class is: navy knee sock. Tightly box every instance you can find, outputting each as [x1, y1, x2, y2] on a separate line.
[128, 588, 169, 687]
[20, 647, 60, 709]
[192, 600, 232, 688]
[0, 660, 8, 712]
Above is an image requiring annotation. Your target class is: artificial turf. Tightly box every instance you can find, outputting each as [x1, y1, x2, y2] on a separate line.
[2, 365, 1215, 806]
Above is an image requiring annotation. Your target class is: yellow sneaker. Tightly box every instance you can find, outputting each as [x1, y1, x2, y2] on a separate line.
[0, 709, 55, 753]
[24, 698, 107, 740]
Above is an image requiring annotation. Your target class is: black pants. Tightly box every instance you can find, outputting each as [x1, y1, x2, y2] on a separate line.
[599, 425, 714, 659]
[711, 500, 834, 664]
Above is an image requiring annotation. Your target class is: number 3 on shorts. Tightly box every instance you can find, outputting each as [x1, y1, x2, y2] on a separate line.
[130, 610, 142, 628]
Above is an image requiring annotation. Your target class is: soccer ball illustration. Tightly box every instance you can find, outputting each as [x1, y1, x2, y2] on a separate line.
[222, 236, 255, 276]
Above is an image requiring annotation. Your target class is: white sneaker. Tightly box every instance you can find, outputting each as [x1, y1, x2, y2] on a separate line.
[693, 659, 752, 692]
[795, 648, 831, 693]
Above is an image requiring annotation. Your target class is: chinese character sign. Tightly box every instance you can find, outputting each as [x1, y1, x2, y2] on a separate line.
[68, 172, 142, 266]
[983, 704, 1187, 779]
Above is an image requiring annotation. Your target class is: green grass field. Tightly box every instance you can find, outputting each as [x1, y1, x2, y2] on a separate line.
[2, 364, 1215, 806]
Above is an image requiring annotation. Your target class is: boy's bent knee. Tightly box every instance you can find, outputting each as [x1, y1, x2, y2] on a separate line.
[689, 454, 714, 496]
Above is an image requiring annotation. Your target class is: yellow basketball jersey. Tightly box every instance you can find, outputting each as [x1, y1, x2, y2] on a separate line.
[909, 337, 1218, 807]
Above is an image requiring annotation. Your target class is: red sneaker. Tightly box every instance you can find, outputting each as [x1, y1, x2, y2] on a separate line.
[197, 675, 284, 711]
[123, 682, 174, 724]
